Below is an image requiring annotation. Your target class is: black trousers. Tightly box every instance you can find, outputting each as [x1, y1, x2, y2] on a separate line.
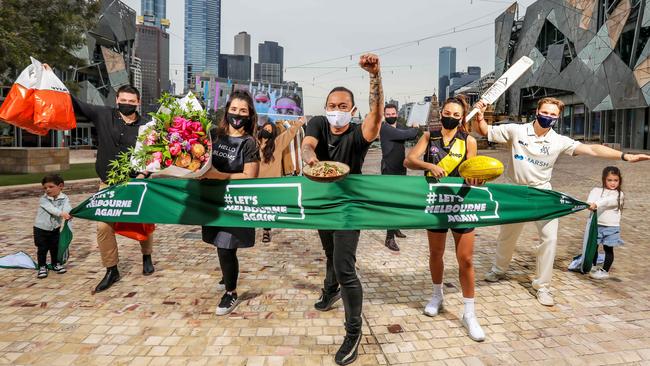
[217, 248, 239, 292]
[592, 245, 614, 272]
[33, 226, 60, 267]
[318, 230, 363, 336]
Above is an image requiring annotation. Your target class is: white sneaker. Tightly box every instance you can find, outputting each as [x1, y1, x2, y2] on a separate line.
[461, 313, 485, 342]
[590, 268, 610, 280]
[536, 288, 554, 306]
[423, 295, 443, 317]
[484, 270, 506, 282]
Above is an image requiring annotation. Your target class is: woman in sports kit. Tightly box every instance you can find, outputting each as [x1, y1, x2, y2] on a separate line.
[405, 94, 486, 342]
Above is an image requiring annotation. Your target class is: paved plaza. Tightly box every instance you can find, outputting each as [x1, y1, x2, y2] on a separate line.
[1, 148, 649, 365]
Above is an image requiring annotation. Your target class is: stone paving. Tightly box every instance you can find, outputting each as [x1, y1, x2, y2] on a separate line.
[1, 148, 649, 366]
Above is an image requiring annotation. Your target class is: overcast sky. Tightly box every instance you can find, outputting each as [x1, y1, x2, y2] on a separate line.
[123, 0, 537, 115]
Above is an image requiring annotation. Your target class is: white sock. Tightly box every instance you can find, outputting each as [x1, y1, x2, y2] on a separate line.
[463, 297, 475, 315]
[432, 283, 443, 298]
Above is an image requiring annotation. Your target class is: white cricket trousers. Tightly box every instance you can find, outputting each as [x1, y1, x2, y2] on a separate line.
[491, 218, 559, 290]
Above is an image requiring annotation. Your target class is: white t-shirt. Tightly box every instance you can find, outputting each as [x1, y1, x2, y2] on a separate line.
[587, 187, 624, 226]
[488, 122, 581, 188]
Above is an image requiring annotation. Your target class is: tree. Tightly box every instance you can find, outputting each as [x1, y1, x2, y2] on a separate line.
[0, 0, 100, 84]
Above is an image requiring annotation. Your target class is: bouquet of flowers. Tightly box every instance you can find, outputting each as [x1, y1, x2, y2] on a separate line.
[107, 92, 212, 184]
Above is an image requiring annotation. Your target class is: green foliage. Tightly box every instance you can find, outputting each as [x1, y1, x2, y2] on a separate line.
[106, 93, 211, 185]
[0, 0, 100, 84]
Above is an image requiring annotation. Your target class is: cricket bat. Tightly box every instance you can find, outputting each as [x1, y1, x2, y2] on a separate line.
[465, 56, 534, 121]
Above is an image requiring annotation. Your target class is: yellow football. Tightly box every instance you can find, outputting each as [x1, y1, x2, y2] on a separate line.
[458, 156, 504, 181]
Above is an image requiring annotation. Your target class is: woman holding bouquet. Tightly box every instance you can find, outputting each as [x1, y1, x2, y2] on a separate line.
[201, 90, 260, 315]
[257, 118, 304, 242]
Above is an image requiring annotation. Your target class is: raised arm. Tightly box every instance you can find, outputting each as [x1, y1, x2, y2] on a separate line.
[360, 54, 384, 142]
[471, 101, 489, 137]
[574, 144, 650, 162]
[275, 118, 305, 152]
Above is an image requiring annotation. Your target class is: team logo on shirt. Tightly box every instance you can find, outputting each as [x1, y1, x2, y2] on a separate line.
[429, 146, 439, 154]
[540, 145, 550, 155]
[514, 154, 550, 168]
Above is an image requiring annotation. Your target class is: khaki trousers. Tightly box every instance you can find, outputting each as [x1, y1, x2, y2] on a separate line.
[97, 183, 153, 267]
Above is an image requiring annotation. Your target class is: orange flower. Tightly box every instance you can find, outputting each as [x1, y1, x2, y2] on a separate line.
[175, 153, 192, 168]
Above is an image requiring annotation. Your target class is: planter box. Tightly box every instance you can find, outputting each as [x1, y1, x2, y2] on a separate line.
[0, 147, 70, 174]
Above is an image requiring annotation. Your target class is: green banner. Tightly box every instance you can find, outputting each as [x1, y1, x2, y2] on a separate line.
[70, 176, 590, 230]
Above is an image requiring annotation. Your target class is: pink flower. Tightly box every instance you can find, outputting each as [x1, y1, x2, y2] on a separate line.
[164, 159, 172, 167]
[152, 151, 163, 162]
[169, 142, 182, 156]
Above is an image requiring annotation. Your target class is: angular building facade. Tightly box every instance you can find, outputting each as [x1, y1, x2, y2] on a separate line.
[184, 0, 221, 90]
[0, 0, 137, 148]
[496, 1, 650, 150]
[234, 31, 251, 56]
[219, 54, 252, 81]
[256, 41, 284, 83]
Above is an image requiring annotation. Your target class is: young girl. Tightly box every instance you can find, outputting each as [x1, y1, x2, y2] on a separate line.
[404, 95, 485, 342]
[34, 174, 71, 278]
[587, 166, 625, 280]
[201, 90, 260, 315]
[257, 118, 304, 242]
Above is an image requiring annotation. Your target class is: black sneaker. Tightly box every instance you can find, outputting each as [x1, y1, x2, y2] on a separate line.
[314, 289, 341, 311]
[37, 266, 48, 279]
[215, 292, 239, 316]
[335, 333, 362, 365]
[52, 264, 66, 274]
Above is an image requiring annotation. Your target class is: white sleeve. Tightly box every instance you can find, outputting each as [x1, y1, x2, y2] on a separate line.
[487, 124, 516, 144]
[560, 135, 581, 156]
[587, 188, 600, 203]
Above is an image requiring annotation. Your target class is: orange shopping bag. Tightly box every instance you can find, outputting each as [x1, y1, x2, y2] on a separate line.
[33, 60, 76, 130]
[0, 57, 48, 135]
[114, 223, 156, 241]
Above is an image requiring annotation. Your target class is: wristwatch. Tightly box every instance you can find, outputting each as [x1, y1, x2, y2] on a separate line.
[621, 152, 628, 161]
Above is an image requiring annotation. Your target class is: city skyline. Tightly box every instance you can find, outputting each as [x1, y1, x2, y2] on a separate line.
[123, 0, 539, 115]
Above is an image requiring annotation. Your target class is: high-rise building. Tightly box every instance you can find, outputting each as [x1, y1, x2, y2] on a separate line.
[438, 47, 456, 101]
[255, 41, 283, 83]
[448, 66, 481, 98]
[130, 56, 143, 97]
[141, 0, 170, 29]
[184, 0, 221, 90]
[254, 63, 282, 84]
[135, 24, 170, 114]
[234, 31, 251, 56]
[219, 54, 251, 81]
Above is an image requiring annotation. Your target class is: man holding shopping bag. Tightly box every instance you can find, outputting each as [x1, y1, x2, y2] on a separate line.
[43, 64, 156, 293]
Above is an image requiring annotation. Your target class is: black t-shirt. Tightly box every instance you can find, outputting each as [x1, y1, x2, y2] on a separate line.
[71, 96, 146, 182]
[380, 122, 419, 175]
[305, 116, 372, 174]
[211, 134, 259, 173]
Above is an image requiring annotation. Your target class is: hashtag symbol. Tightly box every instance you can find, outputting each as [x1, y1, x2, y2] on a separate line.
[224, 194, 234, 204]
[426, 192, 436, 204]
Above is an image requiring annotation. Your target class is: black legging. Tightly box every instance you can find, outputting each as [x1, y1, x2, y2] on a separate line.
[592, 245, 614, 272]
[217, 248, 238, 292]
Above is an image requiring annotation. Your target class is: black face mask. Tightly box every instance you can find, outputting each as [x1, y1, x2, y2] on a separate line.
[258, 129, 273, 139]
[227, 113, 252, 130]
[385, 117, 398, 124]
[441, 116, 461, 130]
[118, 103, 137, 116]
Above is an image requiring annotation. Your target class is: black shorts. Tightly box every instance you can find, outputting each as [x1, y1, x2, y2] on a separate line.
[427, 228, 475, 234]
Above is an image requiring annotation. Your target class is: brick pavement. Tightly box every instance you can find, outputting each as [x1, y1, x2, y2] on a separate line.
[1, 148, 649, 365]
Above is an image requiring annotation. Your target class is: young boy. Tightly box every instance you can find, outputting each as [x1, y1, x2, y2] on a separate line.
[34, 174, 72, 278]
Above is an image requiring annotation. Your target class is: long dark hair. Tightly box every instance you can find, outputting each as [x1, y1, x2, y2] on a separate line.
[258, 122, 278, 163]
[441, 94, 469, 133]
[601, 166, 624, 210]
[217, 90, 258, 138]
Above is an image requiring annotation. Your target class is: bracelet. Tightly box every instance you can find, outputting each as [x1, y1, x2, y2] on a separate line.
[621, 152, 627, 161]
